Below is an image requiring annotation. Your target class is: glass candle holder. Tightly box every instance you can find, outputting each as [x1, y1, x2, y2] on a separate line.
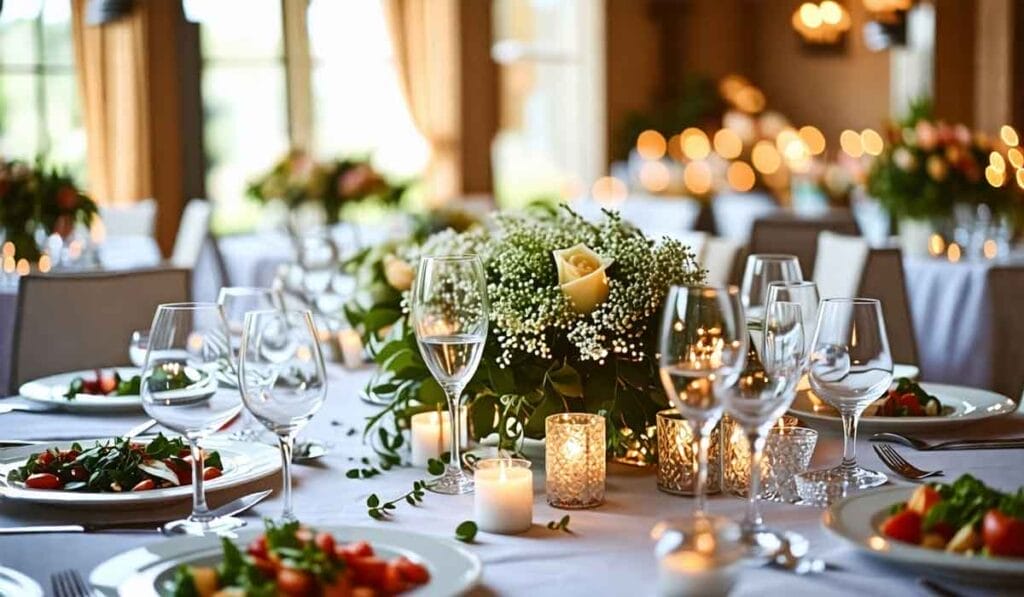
[656, 409, 721, 496]
[474, 458, 533, 534]
[409, 408, 469, 468]
[545, 413, 605, 509]
[721, 415, 814, 500]
[653, 515, 745, 597]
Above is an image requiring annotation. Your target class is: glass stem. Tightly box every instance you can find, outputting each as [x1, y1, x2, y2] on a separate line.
[694, 426, 711, 517]
[278, 434, 296, 521]
[189, 439, 210, 522]
[839, 407, 860, 473]
[444, 386, 463, 476]
[744, 431, 767, 531]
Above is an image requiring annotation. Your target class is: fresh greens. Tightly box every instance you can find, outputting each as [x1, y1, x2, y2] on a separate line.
[546, 515, 572, 532]
[924, 475, 1020, 531]
[366, 481, 429, 520]
[455, 520, 478, 543]
[62, 371, 141, 400]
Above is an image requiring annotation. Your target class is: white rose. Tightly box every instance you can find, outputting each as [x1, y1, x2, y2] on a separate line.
[552, 243, 613, 314]
[383, 254, 414, 291]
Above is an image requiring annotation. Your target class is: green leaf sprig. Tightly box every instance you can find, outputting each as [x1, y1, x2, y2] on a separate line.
[366, 481, 429, 520]
[455, 520, 478, 543]
[546, 515, 571, 532]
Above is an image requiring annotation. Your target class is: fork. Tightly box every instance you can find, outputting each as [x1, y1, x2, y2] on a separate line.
[51, 569, 94, 597]
[873, 443, 943, 480]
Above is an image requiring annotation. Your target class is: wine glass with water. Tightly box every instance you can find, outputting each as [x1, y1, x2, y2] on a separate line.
[658, 285, 747, 517]
[739, 254, 802, 331]
[140, 303, 243, 536]
[411, 255, 488, 495]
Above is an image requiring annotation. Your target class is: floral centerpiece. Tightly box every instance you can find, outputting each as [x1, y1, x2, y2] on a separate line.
[345, 205, 704, 462]
[248, 150, 409, 225]
[0, 158, 96, 260]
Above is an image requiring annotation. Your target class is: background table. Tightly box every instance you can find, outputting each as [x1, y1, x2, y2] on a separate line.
[1, 365, 1022, 596]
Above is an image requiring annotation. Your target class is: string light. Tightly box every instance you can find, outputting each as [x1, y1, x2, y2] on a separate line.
[15, 258, 29, 276]
[683, 161, 712, 194]
[1016, 168, 1024, 189]
[38, 255, 51, 273]
[1007, 147, 1023, 168]
[666, 134, 684, 162]
[840, 129, 864, 157]
[726, 161, 756, 192]
[927, 234, 945, 257]
[983, 240, 998, 260]
[985, 165, 1005, 187]
[681, 128, 711, 160]
[713, 129, 743, 159]
[1000, 125, 1019, 147]
[792, 1, 851, 45]
[636, 130, 667, 160]
[751, 141, 781, 174]
[947, 243, 961, 263]
[989, 151, 1006, 174]
[860, 129, 884, 156]
[798, 126, 826, 155]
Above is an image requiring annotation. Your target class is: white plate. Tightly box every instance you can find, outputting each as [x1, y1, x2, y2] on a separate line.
[824, 486, 1024, 581]
[893, 363, 920, 380]
[19, 367, 142, 412]
[789, 383, 1017, 432]
[0, 436, 279, 508]
[0, 565, 43, 597]
[91, 524, 482, 596]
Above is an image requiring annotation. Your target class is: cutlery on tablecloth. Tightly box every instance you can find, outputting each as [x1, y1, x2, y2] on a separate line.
[0, 403, 49, 415]
[0, 488, 272, 535]
[870, 432, 1024, 451]
[122, 418, 158, 440]
[0, 419, 158, 448]
[873, 444, 943, 480]
[50, 568, 93, 597]
[917, 577, 964, 597]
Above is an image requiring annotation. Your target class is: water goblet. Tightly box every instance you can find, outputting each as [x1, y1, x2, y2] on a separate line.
[239, 309, 328, 521]
[739, 254, 803, 330]
[411, 255, 489, 495]
[140, 303, 243, 536]
[129, 329, 150, 367]
[765, 281, 819, 358]
[658, 285, 748, 517]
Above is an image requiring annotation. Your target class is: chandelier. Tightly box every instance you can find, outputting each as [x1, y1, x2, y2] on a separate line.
[791, 1, 852, 45]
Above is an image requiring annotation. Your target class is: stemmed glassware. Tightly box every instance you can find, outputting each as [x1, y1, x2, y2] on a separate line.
[765, 282, 819, 357]
[739, 254, 803, 330]
[658, 285, 747, 517]
[720, 302, 804, 556]
[239, 309, 328, 521]
[796, 298, 893, 493]
[411, 255, 489, 495]
[139, 303, 243, 536]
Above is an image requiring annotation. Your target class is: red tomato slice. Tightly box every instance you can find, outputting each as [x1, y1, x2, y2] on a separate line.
[25, 472, 62, 489]
[881, 509, 922, 544]
[983, 509, 1024, 557]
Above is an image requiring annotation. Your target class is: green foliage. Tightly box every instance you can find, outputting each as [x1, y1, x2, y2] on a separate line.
[366, 480, 429, 520]
[455, 520, 478, 543]
[546, 515, 571, 532]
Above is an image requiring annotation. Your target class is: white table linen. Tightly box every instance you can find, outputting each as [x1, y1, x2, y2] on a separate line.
[0, 365, 1021, 596]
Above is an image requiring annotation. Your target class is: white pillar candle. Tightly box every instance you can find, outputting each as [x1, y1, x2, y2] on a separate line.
[474, 458, 533, 534]
[409, 409, 469, 467]
[338, 329, 365, 369]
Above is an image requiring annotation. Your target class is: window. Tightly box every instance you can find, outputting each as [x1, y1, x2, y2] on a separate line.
[0, 0, 86, 183]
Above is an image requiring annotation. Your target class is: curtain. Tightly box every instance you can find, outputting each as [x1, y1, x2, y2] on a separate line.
[70, 0, 151, 205]
[384, 0, 462, 205]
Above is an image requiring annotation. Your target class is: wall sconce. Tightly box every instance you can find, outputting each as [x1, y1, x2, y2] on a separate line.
[791, 1, 852, 47]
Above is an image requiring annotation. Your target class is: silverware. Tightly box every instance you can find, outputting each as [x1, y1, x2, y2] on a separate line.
[873, 444, 943, 480]
[0, 488, 271, 535]
[871, 432, 1024, 451]
[122, 418, 158, 440]
[292, 439, 329, 464]
[0, 403, 45, 414]
[917, 577, 964, 597]
[0, 419, 158, 449]
[50, 569, 93, 597]
[771, 532, 829, 574]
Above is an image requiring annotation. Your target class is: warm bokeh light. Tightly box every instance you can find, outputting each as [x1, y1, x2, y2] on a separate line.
[681, 128, 711, 160]
[591, 176, 628, 206]
[985, 165, 1005, 187]
[751, 141, 782, 174]
[734, 86, 766, 113]
[792, 0, 851, 43]
[819, 0, 843, 24]
[1000, 125, 1019, 147]
[1017, 168, 1024, 189]
[1, 242, 14, 259]
[927, 234, 946, 257]
[947, 243, 961, 263]
[666, 134, 684, 162]
[713, 129, 743, 159]
[726, 161, 756, 192]
[636, 129, 667, 160]
[1008, 147, 1024, 168]
[37, 255, 52, 274]
[2, 256, 14, 273]
[839, 129, 863, 157]
[983, 239, 998, 260]
[798, 126, 826, 155]
[639, 161, 671, 192]
[683, 161, 712, 194]
[989, 151, 1006, 173]
[860, 129, 884, 156]
[15, 258, 29, 276]
[799, 2, 822, 28]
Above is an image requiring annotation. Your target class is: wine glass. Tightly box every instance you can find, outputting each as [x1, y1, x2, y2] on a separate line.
[140, 303, 243, 536]
[796, 298, 893, 492]
[239, 309, 328, 521]
[658, 285, 747, 517]
[739, 254, 803, 330]
[411, 255, 488, 495]
[720, 302, 804, 556]
[765, 281, 820, 358]
[129, 329, 149, 367]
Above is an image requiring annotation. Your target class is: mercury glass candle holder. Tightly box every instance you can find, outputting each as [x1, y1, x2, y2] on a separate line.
[545, 413, 605, 509]
[656, 409, 721, 496]
[721, 415, 815, 501]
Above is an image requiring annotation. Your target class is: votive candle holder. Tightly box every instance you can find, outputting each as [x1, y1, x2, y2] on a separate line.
[721, 415, 816, 502]
[545, 413, 605, 509]
[656, 409, 722, 496]
[474, 458, 533, 534]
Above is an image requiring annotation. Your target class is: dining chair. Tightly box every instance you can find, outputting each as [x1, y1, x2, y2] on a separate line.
[9, 268, 191, 394]
[98, 198, 157, 238]
[618, 194, 702, 241]
[750, 211, 860, 275]
[711, 191, 779, 243]
[703, 237, 743, 287]
[988, 266, 1024, 401]
[812, 231, 871, 299]
[856, 248, 920, 367]
[170, 199, 213, 269]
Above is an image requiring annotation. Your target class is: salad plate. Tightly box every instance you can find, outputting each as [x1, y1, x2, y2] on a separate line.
[789, 382, 1017, 432]
[18, 367, 142, 413]
[91, 524, 482, 596]
[0, 436, 279, 508]
[0, 565, 43, 597]
[824, 485, 1024, 581]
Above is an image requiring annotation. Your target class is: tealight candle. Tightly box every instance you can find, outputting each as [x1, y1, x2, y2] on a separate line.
[654, 515, 744, 597]
[409, 408, 469, 467]
[545, 413, 605, 509]
[474, 458, 533, 534]
[337, 329, 365, 369]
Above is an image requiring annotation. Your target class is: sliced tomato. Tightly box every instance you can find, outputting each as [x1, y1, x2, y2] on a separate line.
[349, 557, 387, 587]
[315, 531, 336, 556]
[131, 479, 156, 491]
[35, 451, 56, 467]
[344, 540, 375, 558]
[202, 466, 222, 480]
[907, 485, 942, 516]
[248, 535, 269, 559]
[98, 374, 117, 394]
[983, 509, 1024, 557]
[59, 449, 78, 462]
[382, 562, 407, 594]
[25, 472, 62, 489]
[881, 509, 922, 544]
[277, 567, 316, 596]
[394, 556, 430, 584]
[251, 556, 278, 578]
[68, 466, 88, 482]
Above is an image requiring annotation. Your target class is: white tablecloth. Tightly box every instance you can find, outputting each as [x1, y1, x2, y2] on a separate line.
[1, 366, 1022, 596]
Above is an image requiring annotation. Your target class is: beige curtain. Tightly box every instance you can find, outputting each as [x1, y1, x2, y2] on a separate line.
[70, 0, 151, 205]
[384, 0, 462, 205]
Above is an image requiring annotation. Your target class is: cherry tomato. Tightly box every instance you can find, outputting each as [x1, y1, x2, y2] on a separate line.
[295, 528, 314, 545]
[202, 467, 222, 480]
[25, 472, 62, 490]
[276, 568, 316, 596]
[345, 540, 375, 558]
[68, 466, 88, 482]
[382, 562, 407, 594]
[248, 535, 269, 559]
[349, 557, 387, 587]
[131, 479, 156, 491]
[35, 451, 56, 467]
[315, 531, 336, 556]
[983, 509, 1024, 557]
[60, 449, 79, 462]
[98, 374, 117, 394]
[907, 485, 942, 516]
[250, 556, 278, 578]
[169, 460, 191, 485]
[394, 556, 430, 584]
[931, 521, 956, 542]
[322, 572, 353, 597]
[881, 509, 922, 545]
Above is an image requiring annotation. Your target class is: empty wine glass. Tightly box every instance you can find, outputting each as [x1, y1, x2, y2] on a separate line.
[765, 281, 819, 358]
[140, 303, 243, 536]
[411, 255, 489, 495]
[796, 298, 893, 493]
[129, 329, 149, 367]
[239, 309, 328, 521]
[739, 254, 803, 330]
[721, 302, 804, 556]
[658, 285, 748, 517]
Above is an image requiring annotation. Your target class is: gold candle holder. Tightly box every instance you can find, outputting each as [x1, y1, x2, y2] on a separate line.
[721, 414, 807, 498]
[656, 409, 721, 496]
[545, 413, 605, 509]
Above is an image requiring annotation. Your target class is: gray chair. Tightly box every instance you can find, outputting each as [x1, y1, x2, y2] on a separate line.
[988, 266, 1024, 400]
[749, 211, 860, 276]
[9, 268, 191, 393]
[857, 248, 920, 367]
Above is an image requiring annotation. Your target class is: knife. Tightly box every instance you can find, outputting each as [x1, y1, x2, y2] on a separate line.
[0, 419, 159, 448]
[0, 403, 47, 414]
[0, 489, 272, 535]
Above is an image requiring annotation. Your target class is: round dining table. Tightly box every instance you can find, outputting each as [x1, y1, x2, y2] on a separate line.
[0, 365, 1021, 596]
